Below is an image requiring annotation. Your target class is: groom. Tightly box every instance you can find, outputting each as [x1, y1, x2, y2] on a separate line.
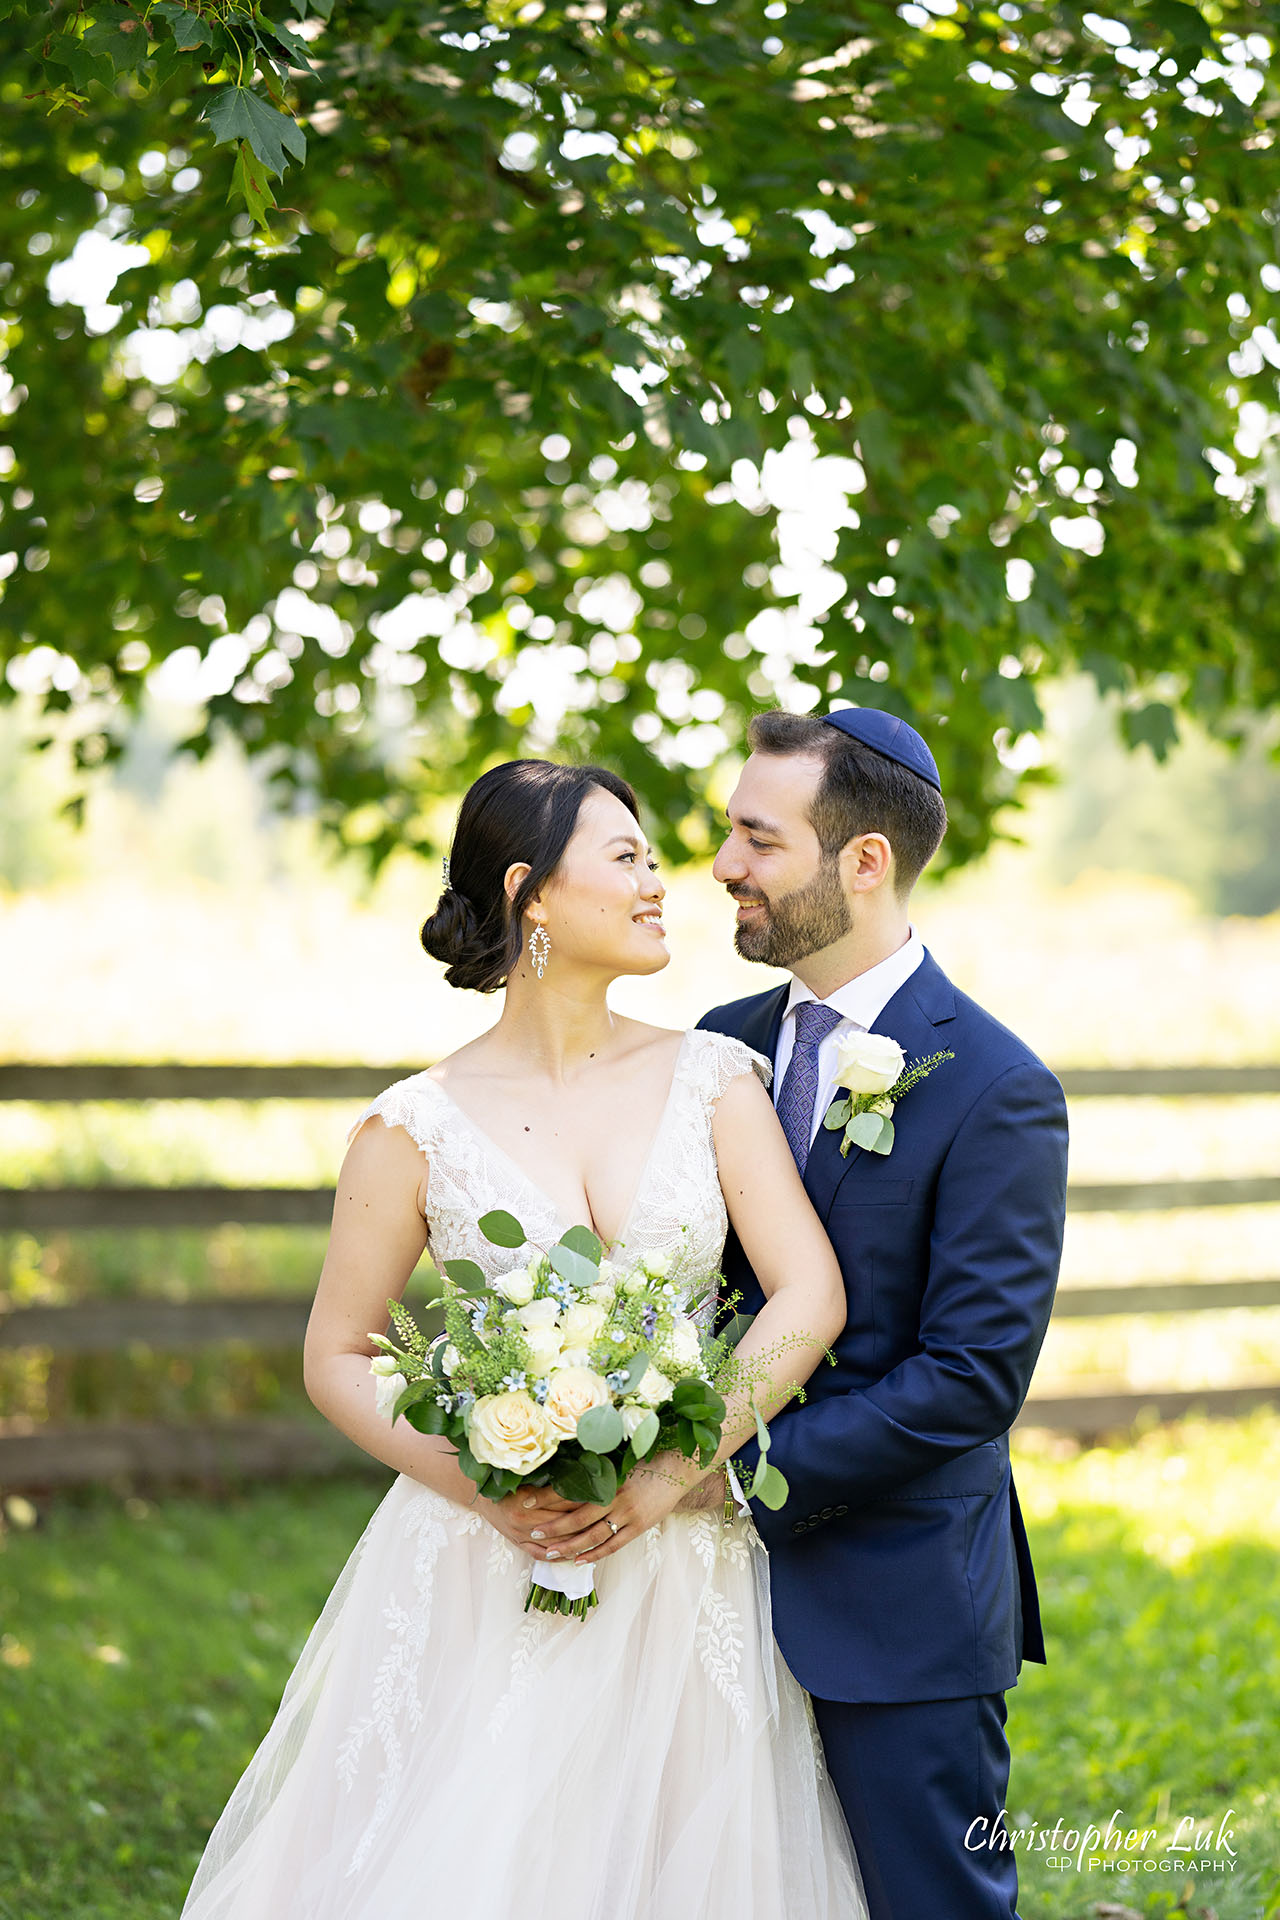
[699, 707, 1068, 1920]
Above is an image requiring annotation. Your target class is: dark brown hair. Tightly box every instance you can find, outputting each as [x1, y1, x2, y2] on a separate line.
[420, 760, 640, 991]
[747, 710, 947, 895]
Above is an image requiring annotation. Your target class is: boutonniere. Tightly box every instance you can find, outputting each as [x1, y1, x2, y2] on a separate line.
[822, 1032, 955, 1157]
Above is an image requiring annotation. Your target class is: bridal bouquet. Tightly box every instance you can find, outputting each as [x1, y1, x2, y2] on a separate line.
[369, 1209, 787, 1616]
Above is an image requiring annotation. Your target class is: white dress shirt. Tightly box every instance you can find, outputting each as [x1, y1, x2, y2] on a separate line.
[773, 928, 926, 1147]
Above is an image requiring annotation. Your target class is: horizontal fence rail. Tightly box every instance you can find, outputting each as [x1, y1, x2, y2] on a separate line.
[3, 1059, 1279, 1491]
[6, 1280, 1280, 1359]
[4, 1062, 1280, 1101]
[4, 1177, 1279, 1234]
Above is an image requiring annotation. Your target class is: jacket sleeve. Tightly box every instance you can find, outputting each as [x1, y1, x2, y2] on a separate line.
[743, 1059, 1068, 1547]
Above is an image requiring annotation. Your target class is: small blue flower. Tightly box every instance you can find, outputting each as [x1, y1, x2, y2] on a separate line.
[608, 1327, 628, 1343]
[640, 1305, 658, 1339]
[500, 1369, 528, 1392]
[605, 1370, 629, 1392]
[531, 1377, 549, 1404]
[456, 1390, 475, 1414]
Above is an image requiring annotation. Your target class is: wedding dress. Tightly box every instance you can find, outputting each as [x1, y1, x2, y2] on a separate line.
[181, 1028, 866, 1920]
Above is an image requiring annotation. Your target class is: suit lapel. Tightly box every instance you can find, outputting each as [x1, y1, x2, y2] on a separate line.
[803, 949, 957, 1222]
[736, 982, 790, 1064]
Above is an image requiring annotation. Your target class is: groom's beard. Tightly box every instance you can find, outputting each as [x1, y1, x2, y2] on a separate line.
[730, 859, 852, 969]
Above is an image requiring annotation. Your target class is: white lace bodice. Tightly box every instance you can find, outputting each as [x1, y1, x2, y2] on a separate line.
[348, 1029, 771, 1285]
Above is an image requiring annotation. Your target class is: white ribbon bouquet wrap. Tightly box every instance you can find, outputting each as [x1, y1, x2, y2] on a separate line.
[369, 1210, 790, 1617]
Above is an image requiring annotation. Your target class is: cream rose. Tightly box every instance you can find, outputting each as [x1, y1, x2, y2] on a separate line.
[665, 1316, 702, 1371]
[620, 1401, 651, 1441]
[585, 1280, 616, 1306]
[522, 1325, 565, 1375]
[371, 1364, 408, 1420]
[559, 1302, 606, 1349]
[634, 1364, 674, 1409]
[642, 1251, 672, 1280]
[543, 1366, 611, 1438]
[517, 1297, 560, 1330]
[833, 1030, 905, 1097]
[495, 1265, 536, 1306]
[468, 1390, 558, 1472]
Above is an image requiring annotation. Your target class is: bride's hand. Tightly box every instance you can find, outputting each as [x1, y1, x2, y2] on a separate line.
[537, 1456, 711, 1569]
[484, 1486, 595, 1558]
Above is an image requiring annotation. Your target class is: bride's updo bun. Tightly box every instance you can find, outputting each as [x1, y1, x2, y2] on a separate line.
[420, 759, 640, 992]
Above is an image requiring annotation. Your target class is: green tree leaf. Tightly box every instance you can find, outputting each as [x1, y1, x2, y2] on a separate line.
[205, 84, 306, 178]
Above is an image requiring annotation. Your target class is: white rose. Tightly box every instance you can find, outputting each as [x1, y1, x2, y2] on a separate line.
[560, 1302, 606, 1349]
[523, 1325, 565, 1375]
[642, 1251, 672, 1279]
[468, 1391, 558, 1473]
[369, 1354, 402, 1377]
[634, 1365, 673, 1409]
[517, 1298, 560, 1330]
[833, 1030, 905, 1097]
[585, 1280, 616, 1306]
[557, 1347, 596, 1370]
[495, 1265, 536, 1306]
[543, 1366, 612, 1439]
[619, 1401, 651, 1441]
[598, 1258, 621, 1284]
[372, 1368, 408, 1419]
[665, 1317, 702, 1371]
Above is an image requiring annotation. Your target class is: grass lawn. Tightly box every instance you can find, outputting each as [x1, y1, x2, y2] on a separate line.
[2, 1416, 1279, 1920]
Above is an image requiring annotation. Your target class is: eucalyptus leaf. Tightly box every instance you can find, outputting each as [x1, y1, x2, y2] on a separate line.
[548, 1243, 599, 1293]
[752, 1462, 790, 1512]
[478, 1210, 527, 1250]
[823, 1097, 853, 1130]
[443, 1258, 488, 1293]
[619, 1347, 652, 1394]
[720, 1310, 756, 1349]
[868, 1116, 895, 1156]
[846, 1111, 889, 1152]
[629, 1409, 660, 1457]
[557, 1224, 603, 1265]
[576, 1402, 625, 1453]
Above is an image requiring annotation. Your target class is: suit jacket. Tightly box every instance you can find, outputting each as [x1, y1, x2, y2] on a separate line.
[699, 949, 1068, 1703]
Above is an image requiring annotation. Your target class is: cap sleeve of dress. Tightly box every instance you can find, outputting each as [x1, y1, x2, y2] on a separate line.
[682, 1028, 774, 1106]
[346, 1072, 448, 1157]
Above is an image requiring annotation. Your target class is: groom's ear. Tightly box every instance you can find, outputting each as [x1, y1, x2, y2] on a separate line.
[840, 831, 894, 895]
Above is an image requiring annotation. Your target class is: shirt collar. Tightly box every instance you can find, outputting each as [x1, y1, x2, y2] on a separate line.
[784, 927, 925, 1035]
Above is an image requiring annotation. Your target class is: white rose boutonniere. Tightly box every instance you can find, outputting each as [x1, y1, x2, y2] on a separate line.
[823, 1033, 955, 1157]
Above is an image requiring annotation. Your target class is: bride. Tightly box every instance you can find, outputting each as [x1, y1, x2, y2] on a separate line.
[181, 758, 867, 1920]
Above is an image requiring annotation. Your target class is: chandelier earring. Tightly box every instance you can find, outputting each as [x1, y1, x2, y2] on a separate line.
[529, 924, 551, 981]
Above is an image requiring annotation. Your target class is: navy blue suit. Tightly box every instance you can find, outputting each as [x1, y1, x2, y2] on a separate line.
[700, 950, 1068, 1919]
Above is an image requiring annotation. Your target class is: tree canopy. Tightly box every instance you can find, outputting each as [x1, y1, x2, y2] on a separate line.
[3, 0, 1280, 868]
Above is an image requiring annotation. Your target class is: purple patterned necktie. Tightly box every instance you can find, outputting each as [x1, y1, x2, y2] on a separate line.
[776, 1000, 844, 1173]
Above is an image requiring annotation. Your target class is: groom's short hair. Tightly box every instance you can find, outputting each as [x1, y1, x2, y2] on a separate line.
[747, 710, 948, 896]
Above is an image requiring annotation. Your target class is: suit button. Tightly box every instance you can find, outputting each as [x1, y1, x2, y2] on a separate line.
[820, 1506, 835, 1520]
[791, 1521, 807, 1536]
[835, 1504, 849, 1517]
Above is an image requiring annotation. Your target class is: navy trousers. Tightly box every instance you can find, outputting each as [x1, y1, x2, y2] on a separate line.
[812, 1692, 1020, 1920]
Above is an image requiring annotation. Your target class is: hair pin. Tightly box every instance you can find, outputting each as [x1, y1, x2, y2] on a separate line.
[441, 854, 451, 887]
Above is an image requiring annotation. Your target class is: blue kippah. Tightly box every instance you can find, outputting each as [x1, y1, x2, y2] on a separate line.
[823, 707, 942, 792]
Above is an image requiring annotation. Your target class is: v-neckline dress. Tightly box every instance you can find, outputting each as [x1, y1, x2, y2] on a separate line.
[180, 1027, 867, 1920]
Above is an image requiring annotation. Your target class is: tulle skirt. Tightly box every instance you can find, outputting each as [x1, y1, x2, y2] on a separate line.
[181, 1474, 866, 1920]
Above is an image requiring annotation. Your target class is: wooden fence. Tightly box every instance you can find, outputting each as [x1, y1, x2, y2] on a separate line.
[2, 1062, 1279, 1490]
